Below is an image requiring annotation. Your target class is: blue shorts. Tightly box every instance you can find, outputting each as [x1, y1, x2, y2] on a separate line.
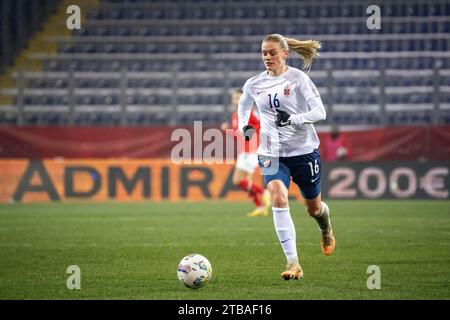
[257, 149, 321, 200]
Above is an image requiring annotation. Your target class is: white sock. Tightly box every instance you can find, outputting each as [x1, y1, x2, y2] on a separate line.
[314, 201, 331, 233]
[272, 207, 298, 264]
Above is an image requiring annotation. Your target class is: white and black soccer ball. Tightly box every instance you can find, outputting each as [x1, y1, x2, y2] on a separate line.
[177, 254, 212, 289]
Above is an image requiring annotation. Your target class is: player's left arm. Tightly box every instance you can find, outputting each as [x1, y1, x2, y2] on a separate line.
[289, 95, 326, 125]
[276, 75, 326, 127]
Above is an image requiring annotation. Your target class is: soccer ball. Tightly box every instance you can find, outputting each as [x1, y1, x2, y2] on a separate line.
[177, 254, 212, 289]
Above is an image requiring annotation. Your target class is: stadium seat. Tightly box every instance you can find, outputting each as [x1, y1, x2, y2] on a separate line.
[3, 0, 448, 126]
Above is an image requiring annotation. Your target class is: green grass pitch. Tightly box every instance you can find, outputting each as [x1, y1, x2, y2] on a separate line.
[0, 200, 449, 299]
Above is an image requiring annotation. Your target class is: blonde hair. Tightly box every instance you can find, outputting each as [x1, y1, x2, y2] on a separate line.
[263, 34, 321, 70]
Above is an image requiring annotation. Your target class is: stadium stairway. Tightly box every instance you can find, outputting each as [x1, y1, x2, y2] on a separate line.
[0, 0, 100, 105]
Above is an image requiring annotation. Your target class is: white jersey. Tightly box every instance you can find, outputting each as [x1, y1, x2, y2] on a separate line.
[238, 66, 326, 158]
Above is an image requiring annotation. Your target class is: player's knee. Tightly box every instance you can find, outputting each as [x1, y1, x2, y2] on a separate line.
[306, 205, 321, 217]
[272, 193, 289, 208]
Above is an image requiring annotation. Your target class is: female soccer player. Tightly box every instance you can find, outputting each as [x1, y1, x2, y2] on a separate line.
[221, 89, 271, 217]
[238, 34, 335, 280]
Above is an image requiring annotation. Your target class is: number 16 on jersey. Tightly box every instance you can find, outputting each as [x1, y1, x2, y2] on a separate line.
[268, 93, 280, 109]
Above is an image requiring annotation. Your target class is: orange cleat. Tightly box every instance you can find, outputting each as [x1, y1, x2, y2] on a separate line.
[280, 262, 304, 280]
[321, 229, 336, 256]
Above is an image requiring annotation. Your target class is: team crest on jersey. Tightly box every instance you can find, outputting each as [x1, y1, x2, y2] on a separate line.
[283, 85, 291, 96]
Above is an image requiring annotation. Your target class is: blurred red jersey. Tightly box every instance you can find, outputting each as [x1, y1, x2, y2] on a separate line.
[231, 110, 260, 154]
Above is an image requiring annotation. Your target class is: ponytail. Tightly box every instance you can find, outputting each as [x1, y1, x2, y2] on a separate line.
[284, 37, 321, 70]
[263, 34, 321, 70]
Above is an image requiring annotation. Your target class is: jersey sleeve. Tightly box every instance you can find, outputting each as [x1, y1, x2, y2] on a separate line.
[290, 73, 326, 125]
[299, 72, 321, 102]
[237, 81, 254, 133]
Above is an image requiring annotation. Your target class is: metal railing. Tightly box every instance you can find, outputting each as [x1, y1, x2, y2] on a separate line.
[1, 66, 446, 127]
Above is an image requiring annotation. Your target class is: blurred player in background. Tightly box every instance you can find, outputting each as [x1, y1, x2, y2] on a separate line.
[323, 125, 350, 162]
[221, 89, 271, 217]
[238, 34, 335, 280]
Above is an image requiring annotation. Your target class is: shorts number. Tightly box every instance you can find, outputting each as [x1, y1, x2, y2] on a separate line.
[308, 160, 319, 176]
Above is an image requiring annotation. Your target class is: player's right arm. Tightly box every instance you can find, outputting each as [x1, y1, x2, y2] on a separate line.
[237, 82, 255, 140]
